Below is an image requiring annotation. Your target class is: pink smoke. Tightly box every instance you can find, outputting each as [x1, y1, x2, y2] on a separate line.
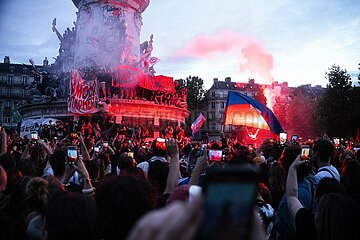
[177, 29, 274, 83]
[263, 85, 282, 111]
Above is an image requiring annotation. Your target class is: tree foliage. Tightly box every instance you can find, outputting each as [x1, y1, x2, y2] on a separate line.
[176, 76, 206, 108]
[318, 64, 355, 137]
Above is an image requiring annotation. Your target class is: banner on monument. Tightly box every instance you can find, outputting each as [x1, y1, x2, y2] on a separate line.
[140, 75, 175, 92]
[111, 65, 143, 88]
[68, 69, 99, 114]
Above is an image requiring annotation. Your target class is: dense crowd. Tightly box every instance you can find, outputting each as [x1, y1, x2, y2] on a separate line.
[0, 120, 360, 240]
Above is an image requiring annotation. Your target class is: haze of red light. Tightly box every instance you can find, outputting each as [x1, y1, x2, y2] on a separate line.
[177, 29, 274, 84]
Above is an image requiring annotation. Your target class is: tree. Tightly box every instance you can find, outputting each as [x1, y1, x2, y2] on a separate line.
[326, 64, 352, 90]
[318, 64, 354, 137]
[176, 76, 206, 108]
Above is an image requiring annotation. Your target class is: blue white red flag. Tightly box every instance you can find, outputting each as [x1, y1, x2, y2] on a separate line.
[191, 113, 206, 136]
[225, 91, 283, 134]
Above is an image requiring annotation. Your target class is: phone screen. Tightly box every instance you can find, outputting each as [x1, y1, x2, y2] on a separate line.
[200, 166, 258, 240]
[31, 132, 38, 140]
[155, 138, 166, 150]
[291, 135, 298, 142]
[67, 146, 77, 162]
[70, 132, 78, 139]
[208, 150, 223, 162]
[333, 138, 340, 145]
[301, 146, 310, 160]
[128, 152, 134, 158]
[94, 146, 100, 153]
[280, 132, 287, 144]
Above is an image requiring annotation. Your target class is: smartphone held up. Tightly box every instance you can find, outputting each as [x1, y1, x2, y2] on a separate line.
[67, 146, 78, 164]
[199, 165, 259, 240]
[279, 132, 287, 145]
[301, 145, 310, 161]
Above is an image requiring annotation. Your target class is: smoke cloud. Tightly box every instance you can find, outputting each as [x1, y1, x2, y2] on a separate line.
[176, 29, 274, 83]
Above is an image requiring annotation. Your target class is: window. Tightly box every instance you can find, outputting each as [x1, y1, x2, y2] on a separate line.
[7, 75, 13, 84]
[211, 102, 215, 109]
[4, 116, 11, 124]
[221, 102, 225, 109]
[21, 90, 27, 98]
[211, 91, 215, 97]
[22, 76, 28, 85]
[211, 112, 215, 120]
[6, 88, 11, 97]
[219, 92, 223, 98]
[5, 100, 10, 108]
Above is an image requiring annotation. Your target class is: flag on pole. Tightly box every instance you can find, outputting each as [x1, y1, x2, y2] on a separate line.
[224, 91, 283, 134]
[191, 113, 206, 136]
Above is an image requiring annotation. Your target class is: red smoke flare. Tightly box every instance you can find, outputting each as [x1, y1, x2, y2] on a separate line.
[177, 29, 274, 83]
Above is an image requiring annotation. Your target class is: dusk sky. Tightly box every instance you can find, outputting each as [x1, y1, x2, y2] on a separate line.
[0, 0, 359, 89]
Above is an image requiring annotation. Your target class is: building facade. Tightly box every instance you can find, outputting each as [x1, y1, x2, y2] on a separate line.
[0, 56, 34, 129]
[190, 77, 260, 140]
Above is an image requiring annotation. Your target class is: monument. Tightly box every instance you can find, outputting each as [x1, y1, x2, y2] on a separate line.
[18, 0, 189, 135]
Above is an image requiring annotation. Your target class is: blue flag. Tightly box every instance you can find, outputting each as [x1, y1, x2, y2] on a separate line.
[225, 91, 283, 134]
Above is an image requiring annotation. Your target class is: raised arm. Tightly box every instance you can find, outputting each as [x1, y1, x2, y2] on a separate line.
[286, 155, 306, 228]
[38, 138, 53, 155]
[20, 142, 32, 160]
[0, 127, 7, 155]
[189, 149, 208, 186]
[78, 133, 90, 161]
[164, 138, 180, 194]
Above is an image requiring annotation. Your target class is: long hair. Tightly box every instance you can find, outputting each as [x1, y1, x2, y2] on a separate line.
[268, 161, 286, 192]
[316, 193, 360, 240]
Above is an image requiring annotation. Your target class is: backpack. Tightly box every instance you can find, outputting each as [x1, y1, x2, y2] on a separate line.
[317, 167, 336, 179]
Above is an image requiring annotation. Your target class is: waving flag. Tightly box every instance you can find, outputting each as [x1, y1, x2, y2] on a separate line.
[225, 92, 283, 134]
[191, 113, 206, 136]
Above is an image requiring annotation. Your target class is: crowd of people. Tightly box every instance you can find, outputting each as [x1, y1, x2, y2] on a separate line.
[1, 120, 360, 240]
[99, 81, 188, 109]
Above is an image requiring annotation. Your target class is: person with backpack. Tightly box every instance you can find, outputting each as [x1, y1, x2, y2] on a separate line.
[313, 139, 340, 183]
